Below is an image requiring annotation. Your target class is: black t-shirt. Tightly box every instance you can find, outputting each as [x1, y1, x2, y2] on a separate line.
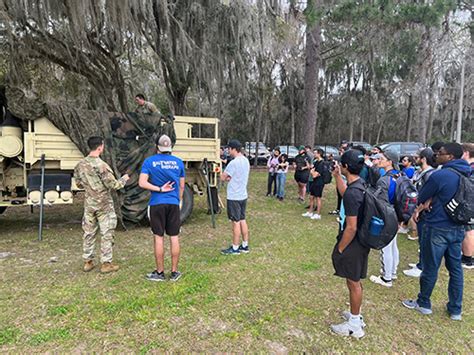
[341, 178, 365, 236]
[312, 159, 325, 186]
[295, 153, 310, 171]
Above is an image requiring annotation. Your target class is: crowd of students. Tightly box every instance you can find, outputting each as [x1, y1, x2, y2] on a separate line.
[263, 140, 473, 338]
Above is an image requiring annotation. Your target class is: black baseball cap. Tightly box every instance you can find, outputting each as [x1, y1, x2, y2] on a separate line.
[341, 149, 364, 169]
[228, 139, 242, 150]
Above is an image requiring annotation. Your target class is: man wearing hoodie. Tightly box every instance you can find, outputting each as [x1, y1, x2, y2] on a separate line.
[402, 143, 471, 321]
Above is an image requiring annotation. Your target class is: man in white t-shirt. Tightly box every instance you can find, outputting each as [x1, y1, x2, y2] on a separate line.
[220, 139, 250, 255]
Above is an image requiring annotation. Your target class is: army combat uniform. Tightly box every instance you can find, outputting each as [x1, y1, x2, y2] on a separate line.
[74, 156, 127, 263]
[135, 101, 159, 115]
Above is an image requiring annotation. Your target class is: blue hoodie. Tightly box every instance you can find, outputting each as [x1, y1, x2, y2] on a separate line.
[418, 159, 472, 227]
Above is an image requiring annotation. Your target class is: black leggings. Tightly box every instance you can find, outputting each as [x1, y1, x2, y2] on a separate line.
[267, 173, 277, 195]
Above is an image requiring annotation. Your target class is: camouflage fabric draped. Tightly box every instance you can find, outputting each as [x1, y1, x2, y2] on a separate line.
[5, 86, 176, 226]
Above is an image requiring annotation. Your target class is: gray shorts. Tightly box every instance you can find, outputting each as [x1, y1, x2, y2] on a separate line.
[227, 199, 247, 222]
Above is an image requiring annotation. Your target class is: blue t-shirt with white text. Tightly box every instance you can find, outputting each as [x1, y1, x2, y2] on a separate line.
[141, 154, 185, 206]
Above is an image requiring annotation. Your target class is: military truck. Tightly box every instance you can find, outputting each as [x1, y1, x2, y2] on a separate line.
[0, 114, 221, 222]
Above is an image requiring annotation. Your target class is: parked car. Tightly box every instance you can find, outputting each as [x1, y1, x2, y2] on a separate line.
[314, 144, 340, 159]
[245, 142, 271, 165]
[276, 145, 299, 163]
[348, 141, 373, 152]
[380, 142, 424, 158]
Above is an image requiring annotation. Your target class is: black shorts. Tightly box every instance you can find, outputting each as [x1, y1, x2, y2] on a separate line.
[294, 170, 309, 184]
[148, 204, 181, 236]
[310, 182, 324, 197]
[332, 237, 370, 282]
[227, 199, 247, 222]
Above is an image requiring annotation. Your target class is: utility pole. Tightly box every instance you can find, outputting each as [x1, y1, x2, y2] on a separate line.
[456, 61, 465, 143]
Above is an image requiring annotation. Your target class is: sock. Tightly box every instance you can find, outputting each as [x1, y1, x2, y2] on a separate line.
[232, 244, 239, 251]
[348, 313, 362, 327]
[242, 241, 248, 248]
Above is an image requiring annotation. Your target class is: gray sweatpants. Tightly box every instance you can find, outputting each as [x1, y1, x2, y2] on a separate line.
[380, 235, 399, 280]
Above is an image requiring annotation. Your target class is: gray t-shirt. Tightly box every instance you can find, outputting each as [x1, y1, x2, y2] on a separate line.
[225, 155, 250, 201]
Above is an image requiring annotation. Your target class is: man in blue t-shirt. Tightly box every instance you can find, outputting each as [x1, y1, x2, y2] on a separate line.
[139, 134, 185, 282]
[220, 139, 250, 255]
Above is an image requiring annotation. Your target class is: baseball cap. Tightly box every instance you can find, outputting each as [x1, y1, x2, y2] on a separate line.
[383, 150, 399, 164]
[418, 147, 433, 160]
[370, 153, 382, 160]
[157, 134, 172, 152]
[298, 145, 305, 151]
[228, 139, 242, 150]
[341, 149, 364, 169]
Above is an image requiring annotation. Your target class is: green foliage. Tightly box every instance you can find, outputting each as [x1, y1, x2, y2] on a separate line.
[28, 328, 71, 345]
[304, 0, 323, 27]
[0, 327, 21, 345]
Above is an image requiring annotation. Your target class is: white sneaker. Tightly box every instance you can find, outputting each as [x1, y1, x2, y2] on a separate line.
[407, 234, 418, 241]
[403, 267, 422, 278]
[392, 273, 398, 280]
[398, 226, 409, 234]
[341, 311, 366, 328]
[311, 213, 321, 220]
[330, 320, 365, 338]
[408, 263, 417, 268]
[369, 275, 393, 287]
[302, 211, 313, 217]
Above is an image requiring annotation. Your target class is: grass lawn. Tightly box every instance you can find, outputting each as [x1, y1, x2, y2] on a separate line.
[0, 170, 473, 352]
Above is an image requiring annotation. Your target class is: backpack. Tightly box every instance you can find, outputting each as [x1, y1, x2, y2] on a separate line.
[355, 185, 399, 250]
[322, 161, 332, 184]
[387, 172, 418, 223]
[444, 169, 474, 225]
[367, 166, 381, 188]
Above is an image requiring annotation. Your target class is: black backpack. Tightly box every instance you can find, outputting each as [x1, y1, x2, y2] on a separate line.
[322, 162, 332, 184]
[355, 185, 399, 250]
[444, 168, 474, 225]
[387, 172, 418, 223]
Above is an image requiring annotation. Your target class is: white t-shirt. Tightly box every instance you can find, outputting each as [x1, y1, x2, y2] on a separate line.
[225, 155, 250, 201]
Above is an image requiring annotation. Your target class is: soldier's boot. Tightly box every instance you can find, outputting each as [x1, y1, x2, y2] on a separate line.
[101, 262, 119, 274]
[83, 260, 95, 272]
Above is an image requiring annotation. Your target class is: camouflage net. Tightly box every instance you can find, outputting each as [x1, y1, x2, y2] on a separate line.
[5, 86, 176, 226]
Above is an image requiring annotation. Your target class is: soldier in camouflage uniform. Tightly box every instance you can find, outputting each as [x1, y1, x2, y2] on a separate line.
[74, 136, 130, 273]
[134, 93, 159, 115]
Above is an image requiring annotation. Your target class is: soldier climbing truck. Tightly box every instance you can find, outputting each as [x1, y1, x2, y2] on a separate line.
[0, 114, 221, 222]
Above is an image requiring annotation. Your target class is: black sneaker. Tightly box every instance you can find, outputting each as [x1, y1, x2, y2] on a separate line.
[221, 246, 241, 255]
[239, 245, 250, 253]
[462, 261, 474, 269]
[146, 270, 165, 282]
[170, 271, 182, 282]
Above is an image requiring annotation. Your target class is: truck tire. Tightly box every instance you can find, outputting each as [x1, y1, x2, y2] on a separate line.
[180, 184, 194, 223]
[0, 207, 6, 215]
[207, 187, 221, 214]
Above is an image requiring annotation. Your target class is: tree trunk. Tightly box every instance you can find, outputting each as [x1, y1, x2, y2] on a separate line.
[426, 69, 435, 141]
[450, 97, 457, 140]
[289, 76, 296, 145]
[302, 0, 321, 146]
[405, 94, 413, 141]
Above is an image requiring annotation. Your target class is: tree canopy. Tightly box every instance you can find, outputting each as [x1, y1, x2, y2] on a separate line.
[0, 0, 472, 145]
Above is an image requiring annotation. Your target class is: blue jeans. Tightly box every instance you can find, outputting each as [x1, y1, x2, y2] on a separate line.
[417, 225, 465, 315]
[416, 220, 425, 270]
[276, 173, 286, 198]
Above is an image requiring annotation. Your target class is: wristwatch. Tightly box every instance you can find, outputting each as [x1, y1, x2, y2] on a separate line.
[158, 186, 162, 192]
